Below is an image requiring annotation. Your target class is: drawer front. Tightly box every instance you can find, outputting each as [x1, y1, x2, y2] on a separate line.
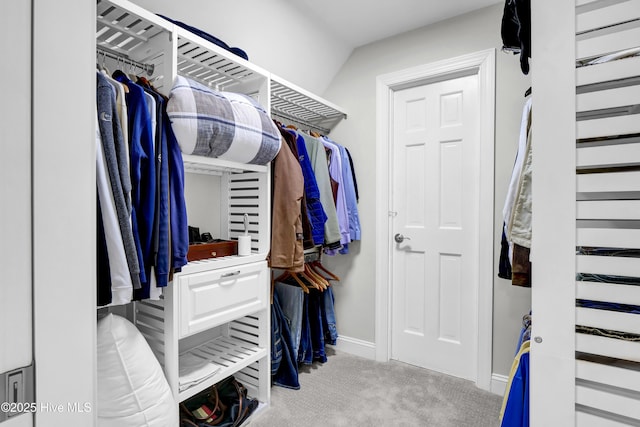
[179, 261, 267, 338]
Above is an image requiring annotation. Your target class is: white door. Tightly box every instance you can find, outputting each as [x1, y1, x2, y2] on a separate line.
[391, 74, 480, 381]
[0, 2, 33, 426]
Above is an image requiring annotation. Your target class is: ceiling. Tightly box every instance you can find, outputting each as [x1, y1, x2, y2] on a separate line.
[284, 0, 503, 49]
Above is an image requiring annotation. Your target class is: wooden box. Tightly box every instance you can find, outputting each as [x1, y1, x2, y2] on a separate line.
[187, 239, 238, 261]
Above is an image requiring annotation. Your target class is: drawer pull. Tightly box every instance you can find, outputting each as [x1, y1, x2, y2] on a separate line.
[221, 270, 241, 278]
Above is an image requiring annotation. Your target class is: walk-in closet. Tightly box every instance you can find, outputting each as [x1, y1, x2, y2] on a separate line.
[1, 1, 640, 426]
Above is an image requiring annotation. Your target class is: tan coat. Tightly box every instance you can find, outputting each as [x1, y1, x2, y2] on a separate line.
[270, 138, 305, 271]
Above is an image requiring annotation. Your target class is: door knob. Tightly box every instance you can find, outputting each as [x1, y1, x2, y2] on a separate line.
[394, 233, 411, 243]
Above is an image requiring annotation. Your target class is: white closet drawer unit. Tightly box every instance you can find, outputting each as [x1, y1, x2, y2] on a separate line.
[178, 261, 268, 338]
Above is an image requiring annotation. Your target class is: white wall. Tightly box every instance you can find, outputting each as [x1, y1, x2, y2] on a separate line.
[321, 3, 532, 377]
[130, 0, 351, 95]
[132, 0, 532, 377]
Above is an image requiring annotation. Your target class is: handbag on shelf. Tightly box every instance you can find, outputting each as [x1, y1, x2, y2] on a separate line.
[179, 384, 225, 427]
[180, 376, 259, 427]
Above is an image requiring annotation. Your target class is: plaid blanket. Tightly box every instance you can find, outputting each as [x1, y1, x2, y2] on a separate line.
[167, 75, 281, 165]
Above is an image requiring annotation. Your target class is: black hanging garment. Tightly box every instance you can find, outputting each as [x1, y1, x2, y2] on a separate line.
[501, 0, 531, 75]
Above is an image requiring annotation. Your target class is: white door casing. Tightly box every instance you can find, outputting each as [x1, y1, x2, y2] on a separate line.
[375, 49, 495, 390]
[391, 75, 479, 380]
[1, 2, 33, 426]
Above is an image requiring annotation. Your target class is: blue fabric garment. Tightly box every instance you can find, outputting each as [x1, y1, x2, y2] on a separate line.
[321, 286, 338, 345]
[501, 343, 530, 427]
[166, 106, 189, 271]
[309, 290, 327, 363]
[154, 95, 170, 287]
[272, 292, 300, 389]
[290, 130, 327, 246]
[114, 71, 156, 286]
[271, 300, 282, 376]
[157, 14, 249, 61]
[97, 72, 141, 290]
[338, 144, 361, 255]
[274, 281, 304, 362]
[298, 293, 313, 365]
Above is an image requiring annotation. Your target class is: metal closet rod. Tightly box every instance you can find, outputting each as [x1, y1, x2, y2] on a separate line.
[272, 111, 330, 135]
[96, 46, 155, 77]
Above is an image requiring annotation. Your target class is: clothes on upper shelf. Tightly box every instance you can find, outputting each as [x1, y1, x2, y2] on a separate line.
[157, 14, 249, 61]
[500, 96, 533, 287]
[96, 69, 188, 307]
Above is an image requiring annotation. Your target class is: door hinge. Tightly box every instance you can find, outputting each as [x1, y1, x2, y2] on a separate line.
[0, 363, 34, 423]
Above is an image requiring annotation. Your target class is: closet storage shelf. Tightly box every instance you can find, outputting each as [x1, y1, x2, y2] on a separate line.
[177, 335, 267, 402]
[270, 75, 347, 134]
[97, 0, 170, 58]
[175, 27, 269, 93]
[182, 154, 268, 175]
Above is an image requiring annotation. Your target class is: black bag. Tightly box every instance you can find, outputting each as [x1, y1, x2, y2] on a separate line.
[216, 376, 259, 427]
[180, 376, 258, 427]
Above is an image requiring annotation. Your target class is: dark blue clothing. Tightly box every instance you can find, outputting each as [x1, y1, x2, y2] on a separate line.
[309, 290, 327, 363]
[157, 14, 249, 61]
[298, 293, 313, 365]
[114, 71, 156, 286]
[167, 114, 189, 271]
[290, 130, 327, 246]
[501, 344, 529, 427]
[321, 286, 338, 346]
[272, 292, 300, 389]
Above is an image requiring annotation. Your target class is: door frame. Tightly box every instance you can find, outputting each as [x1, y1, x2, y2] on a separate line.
[375, 49, 495, 390]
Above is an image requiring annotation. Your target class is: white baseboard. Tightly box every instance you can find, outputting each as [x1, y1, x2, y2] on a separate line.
[333, 335, 376, 360]
[491, 373, 508, 396]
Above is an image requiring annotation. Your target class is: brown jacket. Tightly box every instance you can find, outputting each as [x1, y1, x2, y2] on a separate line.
[270, 137, 304, 271]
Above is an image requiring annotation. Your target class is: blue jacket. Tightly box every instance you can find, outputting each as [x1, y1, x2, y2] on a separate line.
[114, 71, 156, 287]
[166, 110, 189, 271]
[289, 130, 327, 246]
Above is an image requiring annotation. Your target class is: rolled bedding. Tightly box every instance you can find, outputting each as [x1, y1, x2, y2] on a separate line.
[167, 75, 281, 165]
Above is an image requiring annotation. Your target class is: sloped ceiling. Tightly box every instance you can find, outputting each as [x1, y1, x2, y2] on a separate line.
[283, 0, 502, 49]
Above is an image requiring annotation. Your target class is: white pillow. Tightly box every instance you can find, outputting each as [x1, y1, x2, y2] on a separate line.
[97, 313, 177, 427]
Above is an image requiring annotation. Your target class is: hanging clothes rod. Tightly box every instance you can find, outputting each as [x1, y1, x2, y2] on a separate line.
[96, 46, 155, 77]
[272, 111, 331, 135]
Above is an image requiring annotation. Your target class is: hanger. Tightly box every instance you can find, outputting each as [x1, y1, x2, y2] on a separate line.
[303, 263, 328, 290]
[275, 269, 310, 293]
[310, 131, 322, 138]
[310, 260, 340, 282]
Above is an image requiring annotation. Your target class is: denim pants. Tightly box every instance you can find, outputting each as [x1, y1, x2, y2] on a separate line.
[321, 286, 338, 345]
[298, 293, 313, 365]
[272, 292, 300, 389]
[308, 290, 327, 363]
[274, 281, 304, 362]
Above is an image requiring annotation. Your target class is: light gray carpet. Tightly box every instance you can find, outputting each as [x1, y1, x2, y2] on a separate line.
[248, 348, 502, 427]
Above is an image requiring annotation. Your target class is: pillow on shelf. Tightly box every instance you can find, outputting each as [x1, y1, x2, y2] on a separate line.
[167, 75, 281, 165]
[97, 313, 177, 427]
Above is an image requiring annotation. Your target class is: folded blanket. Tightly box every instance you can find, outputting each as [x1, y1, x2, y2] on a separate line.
[178, 353, 221, 392]
[167, 75, 281, 165]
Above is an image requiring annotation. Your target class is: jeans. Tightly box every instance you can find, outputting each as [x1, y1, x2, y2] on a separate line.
[308, 290, 327, 363]
[298, 293, 313, 365]
[272, 292, 300, 389]
[274, 281, 304, 362]
[321, 286, 338, 345]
